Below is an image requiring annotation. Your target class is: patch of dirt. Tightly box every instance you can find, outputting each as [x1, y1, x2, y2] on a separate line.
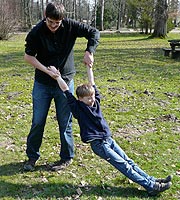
[157, 114, 179, 123]
[0, 82, 9, 94]
[164, 92, 180, 98]
[115, 123, 157, 141]
[114, 114, 179, 141]
[7, 91, 23, 100]
[0, 134, 15, 150]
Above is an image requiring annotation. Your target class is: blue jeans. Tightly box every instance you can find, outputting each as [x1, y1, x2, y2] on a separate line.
[90, 138, 155, 192]
[26, 80, 74, 161]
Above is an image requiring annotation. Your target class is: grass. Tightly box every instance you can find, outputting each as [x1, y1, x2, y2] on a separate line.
[0, 32, 180, 200]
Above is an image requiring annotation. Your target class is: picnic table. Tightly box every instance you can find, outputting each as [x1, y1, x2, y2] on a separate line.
[162, 39, 180, 58]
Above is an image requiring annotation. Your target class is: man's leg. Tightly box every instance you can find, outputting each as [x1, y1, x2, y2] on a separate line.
[24, 81, 52, 171]
[51, 80, 74, 170]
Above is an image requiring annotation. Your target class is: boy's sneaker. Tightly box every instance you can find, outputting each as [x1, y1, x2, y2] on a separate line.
[51, 159, 73, 171]
[155, 175, 172, 183]
[148, 182, 172, 196]
[23, 159, 36, 171]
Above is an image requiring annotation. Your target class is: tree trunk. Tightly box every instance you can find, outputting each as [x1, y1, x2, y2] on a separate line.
[22, 0, 32, 29]
[152, 0, 168, 38]
[100, 0, 104, 31]
[117, 0, 122, 30]
[117, 0, 126, 31]
[73, 0, 76, 20]
[94, 0, 97, 28]
[41, 0, 44, 19]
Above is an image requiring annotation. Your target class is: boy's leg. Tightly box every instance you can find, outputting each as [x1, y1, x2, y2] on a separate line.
[109, 138, 156, 182]
[90, 138, 154, 191]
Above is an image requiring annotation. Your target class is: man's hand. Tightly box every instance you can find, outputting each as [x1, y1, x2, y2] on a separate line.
[83, 51, 94, 67]
[48, 66, 60, 79]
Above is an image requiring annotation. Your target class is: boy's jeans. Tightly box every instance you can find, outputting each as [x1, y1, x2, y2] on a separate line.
[26, 80, 74, 161]
[90, 137, 155, 191]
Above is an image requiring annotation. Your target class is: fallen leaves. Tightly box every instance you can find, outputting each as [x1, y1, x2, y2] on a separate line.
[176, 169, 180, 176]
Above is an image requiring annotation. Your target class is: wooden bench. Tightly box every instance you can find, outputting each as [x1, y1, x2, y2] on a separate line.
[168, 39, 180, 51]
[171, 48, 180, 58]
[162, 48, 171, 56]
[162, 47, 180, 58]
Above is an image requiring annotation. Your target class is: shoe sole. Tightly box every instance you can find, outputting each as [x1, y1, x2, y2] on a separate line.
[23, 164, 35, 171]
[51, 160, 73, 171]
[148, 182, 172, 196]
[156, 175, 173, 183]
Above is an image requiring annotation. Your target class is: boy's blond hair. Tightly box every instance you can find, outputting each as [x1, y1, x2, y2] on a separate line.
[76, 83, 95, 98]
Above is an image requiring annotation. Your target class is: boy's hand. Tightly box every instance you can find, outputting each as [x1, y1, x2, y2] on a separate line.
[48, 66, 60, 79]
[84, 51, 94, 67]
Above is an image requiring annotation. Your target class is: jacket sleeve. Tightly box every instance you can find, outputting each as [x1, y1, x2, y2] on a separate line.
[69, 19, 100, 53]
[64, 90, 79, 119]
[25, 27, 39, 56]
[93, 85, 101, 103]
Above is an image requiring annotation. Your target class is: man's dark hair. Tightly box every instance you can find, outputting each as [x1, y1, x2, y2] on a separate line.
[45, 2, 66, 20]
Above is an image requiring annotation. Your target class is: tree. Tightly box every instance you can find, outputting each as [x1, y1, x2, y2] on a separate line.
[1, 0, 179, 38]
[99, 0, 105, 30]
[168, 0, 179, 25]
[117, 0, 126, 30]
[21, 0, 32, 29]
[0, 0, 18, 39]
[152, 0, 168, 37]
[126, 0, 155, 34]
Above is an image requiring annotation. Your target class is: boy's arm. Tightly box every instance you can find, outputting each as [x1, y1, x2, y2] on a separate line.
[48, 66, 69, 92]
[87, 66, 95, 85]
[56, 76, 69, 92]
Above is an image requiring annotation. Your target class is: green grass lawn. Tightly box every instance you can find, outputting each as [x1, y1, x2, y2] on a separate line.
[0, 32, 180, 200]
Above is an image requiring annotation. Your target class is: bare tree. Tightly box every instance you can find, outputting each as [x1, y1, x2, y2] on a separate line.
[168, 0, 179, 25]
[21, 0, 32, 29]
[0, 0, 18, 39]
[73, 0, 77, 19]
[41, 0, 45, 19]
[117, 0, 126, 30]
[100, 0, 104, 30]
[94, 0, 97, 27]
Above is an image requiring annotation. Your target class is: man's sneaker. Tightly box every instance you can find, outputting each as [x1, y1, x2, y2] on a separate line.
[155, 175, 172, 183]
[148, 182, 172, 196]
[23, 159, 36, 171]
[51, 159, 73, 171]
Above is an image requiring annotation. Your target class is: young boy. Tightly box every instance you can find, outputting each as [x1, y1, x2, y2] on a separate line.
[48, 65, 172, 196]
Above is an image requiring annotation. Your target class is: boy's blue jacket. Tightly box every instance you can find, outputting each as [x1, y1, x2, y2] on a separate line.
[64, 85, 112, 143]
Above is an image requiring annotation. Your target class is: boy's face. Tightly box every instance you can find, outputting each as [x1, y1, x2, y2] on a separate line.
[79, 93, 95, 106]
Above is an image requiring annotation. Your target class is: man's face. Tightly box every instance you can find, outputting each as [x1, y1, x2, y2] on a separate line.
[46, 17, 62, 32]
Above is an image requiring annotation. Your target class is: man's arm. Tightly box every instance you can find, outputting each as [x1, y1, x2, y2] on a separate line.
[24, 53, 59, 79]
[81, 23, 100, 67]
[48, 66, 69, 92]
[87, 65, 95, 85]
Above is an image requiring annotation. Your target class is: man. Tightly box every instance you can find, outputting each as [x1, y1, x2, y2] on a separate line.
[23, 2, 100, 171]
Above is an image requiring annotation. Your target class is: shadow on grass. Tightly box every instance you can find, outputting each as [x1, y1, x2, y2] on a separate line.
[0, 162, 152, 199]
[0, 161, 24, 176]
[0, 180, 150, 199]
[0, 161, 51, 176]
